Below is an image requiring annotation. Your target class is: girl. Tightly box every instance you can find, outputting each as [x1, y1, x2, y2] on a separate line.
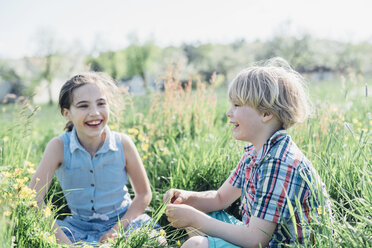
[29, 72, 156, 246]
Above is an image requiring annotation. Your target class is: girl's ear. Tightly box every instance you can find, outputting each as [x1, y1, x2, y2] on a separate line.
[262, 112, 274, 123]
[62, 108, 71, 120]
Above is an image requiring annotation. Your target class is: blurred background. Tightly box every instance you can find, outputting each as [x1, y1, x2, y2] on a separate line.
[1, 0, 372, 104]
[1, 1, 371, 247]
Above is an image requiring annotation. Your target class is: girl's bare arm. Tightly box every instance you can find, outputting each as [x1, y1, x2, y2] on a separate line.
[29, 137, 72, 245]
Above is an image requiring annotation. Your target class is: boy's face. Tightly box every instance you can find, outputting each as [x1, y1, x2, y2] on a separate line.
[226, 103, 264, 142]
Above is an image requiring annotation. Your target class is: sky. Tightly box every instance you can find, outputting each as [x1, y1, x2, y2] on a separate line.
[1, 0, 372, 59]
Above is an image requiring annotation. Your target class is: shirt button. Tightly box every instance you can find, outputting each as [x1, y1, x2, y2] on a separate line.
[91, 200, 94, 203]
[91, 184, 94, 187]
[90, 170, 93, 173]
[92, 206, 95, 211]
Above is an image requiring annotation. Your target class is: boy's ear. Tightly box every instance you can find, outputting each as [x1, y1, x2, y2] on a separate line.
[62, 108, 71, 120]
[262, 112, 274, 123]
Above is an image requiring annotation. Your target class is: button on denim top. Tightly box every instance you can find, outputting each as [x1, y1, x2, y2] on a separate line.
[56, 127, 131, 220]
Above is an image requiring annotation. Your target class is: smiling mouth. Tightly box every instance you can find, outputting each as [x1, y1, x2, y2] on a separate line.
[230, 122, 239, 129]
[86, 120, 103, 127]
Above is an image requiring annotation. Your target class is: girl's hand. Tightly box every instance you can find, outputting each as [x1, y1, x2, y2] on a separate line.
[165, 203, 201, 228]
[98, 228, 118, 243]
[163, 189, 190, 204]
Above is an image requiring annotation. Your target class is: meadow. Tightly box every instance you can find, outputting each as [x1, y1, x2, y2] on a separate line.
[0, 69, 371, 247]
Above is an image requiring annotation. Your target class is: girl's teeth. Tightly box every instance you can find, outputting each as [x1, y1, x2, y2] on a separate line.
[88, 120, 100, 125]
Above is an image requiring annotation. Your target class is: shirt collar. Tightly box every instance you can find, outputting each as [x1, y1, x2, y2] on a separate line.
[69, 126, 118, 154]
[243, 129, 287, 165]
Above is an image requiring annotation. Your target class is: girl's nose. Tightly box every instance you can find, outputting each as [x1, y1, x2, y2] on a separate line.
[89, 106, 99, 116]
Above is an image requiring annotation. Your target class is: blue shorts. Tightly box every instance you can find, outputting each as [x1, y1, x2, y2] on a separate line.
[206, 211, 243, 248]
[56, 208, 159, 244]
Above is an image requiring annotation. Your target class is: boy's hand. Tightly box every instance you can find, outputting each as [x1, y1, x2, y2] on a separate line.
[165, 203, 201, 228]
[99, 228, 118, 243]
[163, 188, 189, 204]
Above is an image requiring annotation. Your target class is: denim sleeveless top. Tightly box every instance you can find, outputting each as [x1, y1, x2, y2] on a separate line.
[56, 127, 131, 220]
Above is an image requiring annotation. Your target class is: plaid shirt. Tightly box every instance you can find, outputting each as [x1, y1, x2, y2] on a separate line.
[229, 129, 328, 247]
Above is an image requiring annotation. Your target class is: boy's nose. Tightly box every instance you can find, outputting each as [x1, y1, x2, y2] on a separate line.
[226, 107, 232, 117]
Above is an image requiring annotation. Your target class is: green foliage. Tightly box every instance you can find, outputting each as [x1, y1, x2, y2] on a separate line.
[0, 63, 24, 98]
[0, 73, 371, 247]
[84, 35, 372, 91]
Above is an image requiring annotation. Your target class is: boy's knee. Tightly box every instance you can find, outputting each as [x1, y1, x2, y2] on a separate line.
[182, 236, 208, 248]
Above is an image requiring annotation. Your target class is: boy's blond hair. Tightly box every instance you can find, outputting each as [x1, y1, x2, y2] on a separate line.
[228, 57, 311, 129]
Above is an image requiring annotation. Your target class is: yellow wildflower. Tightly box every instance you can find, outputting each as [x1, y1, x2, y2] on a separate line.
[317, 207, 323, 215]
[344, 136, 349, 141]
[16, 177, 28, 185]
[4, 211, 11, 217]
[27, 168, 36, 174]
[162, 148, 168, 155]
[25, 160, 35, 167]
[142, 155, 148, 160]
[128, 128, 139, 135]
[160, 229, 165, 236]
[4, 192, 11, 197]
[138, 134, 145, 142]
[357, 122, 362, 128]
[19, 186, 36, 199]
[141, 143, 149, 151]
[31, 201, 38, 207]
[44, 206, 52, 217]
[83, 245, 94, 248]
[352, 118, 358, 124]
[3, 136, 8, 142]
[177, 240, 181, 246]
[13, 183, 21, 190]
[1, 171, 12, 178]
[14, 168, 23, 176]
[369, 120, 372, 126]
[47, 235, 55, 243]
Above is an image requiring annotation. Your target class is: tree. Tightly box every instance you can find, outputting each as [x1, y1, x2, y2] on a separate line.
[29, 28, 63, 105]
[124, 34, 159, 90]
[0, 63, 24, 102]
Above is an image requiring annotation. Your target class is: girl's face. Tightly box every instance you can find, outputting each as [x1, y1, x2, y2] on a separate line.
[62, 83, 109, 140]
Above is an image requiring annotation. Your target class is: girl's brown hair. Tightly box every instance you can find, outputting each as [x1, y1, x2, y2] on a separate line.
[58, 72, 121, 131]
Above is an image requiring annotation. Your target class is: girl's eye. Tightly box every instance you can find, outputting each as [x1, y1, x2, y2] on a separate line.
[78, 105, 88, 108]
[98, 102, 106, 106]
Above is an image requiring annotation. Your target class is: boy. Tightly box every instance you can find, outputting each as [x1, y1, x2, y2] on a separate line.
[163, 58, 329, 247]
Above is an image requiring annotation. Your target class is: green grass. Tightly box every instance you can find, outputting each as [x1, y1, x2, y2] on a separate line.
[0, 73, 371, 247]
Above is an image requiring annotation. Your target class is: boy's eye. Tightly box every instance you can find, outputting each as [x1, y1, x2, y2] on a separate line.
[98, 102, 106, 106]
[78, 105, 88, 108]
